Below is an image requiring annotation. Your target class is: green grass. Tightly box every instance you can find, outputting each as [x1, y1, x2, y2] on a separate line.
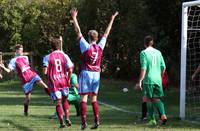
[0, 79, 200, 131]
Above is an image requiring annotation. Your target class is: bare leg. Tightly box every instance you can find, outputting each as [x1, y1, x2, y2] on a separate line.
[36, 80, 50, 95]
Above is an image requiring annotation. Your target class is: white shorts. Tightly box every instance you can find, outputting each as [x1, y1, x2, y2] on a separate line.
[78, 70, 100, 95]
[23, 75, 41, 95]
[50, 88, 69, 101]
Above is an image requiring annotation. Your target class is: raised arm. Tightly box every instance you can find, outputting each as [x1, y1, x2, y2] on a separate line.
[103, 11, 119, 38]
[0, 69, 2, 79]
[192, 65, 200, 81]
[59, 36, 63, 51]
[70, 8, 82, 38]
[0, 63, 11, 73]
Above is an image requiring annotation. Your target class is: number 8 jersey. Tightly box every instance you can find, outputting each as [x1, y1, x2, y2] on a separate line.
[43, 51, 74, 92]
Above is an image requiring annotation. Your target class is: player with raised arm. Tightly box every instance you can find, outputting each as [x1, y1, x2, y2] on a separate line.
[135, 36, 167, 126]
[70, 7, 118, 130]
[0, 44, 49, 116]
[43, 37, 74, 128]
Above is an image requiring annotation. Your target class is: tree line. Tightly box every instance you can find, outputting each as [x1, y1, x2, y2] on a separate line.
[0, 0, 181, 84]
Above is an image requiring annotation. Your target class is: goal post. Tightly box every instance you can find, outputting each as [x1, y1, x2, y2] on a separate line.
[180, 0, 200, 120]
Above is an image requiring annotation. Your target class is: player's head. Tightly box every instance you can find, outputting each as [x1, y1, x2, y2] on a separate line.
[50, 38, 61, 51]
[88, 30, 98, 43]
[15, 44, 23, 56]
[144, 35, 154, 47]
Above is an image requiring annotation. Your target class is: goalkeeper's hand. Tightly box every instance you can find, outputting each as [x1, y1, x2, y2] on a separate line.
[191, 74, 196, 81]
[134, 82, 142, 91]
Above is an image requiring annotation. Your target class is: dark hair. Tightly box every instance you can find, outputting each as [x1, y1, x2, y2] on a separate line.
[144, 35, 153, 46]
[50, 38, 61, 50]
[15, 44, 23, 50]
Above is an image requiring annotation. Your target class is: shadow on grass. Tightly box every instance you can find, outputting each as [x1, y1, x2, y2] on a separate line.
[0, 97, 52, 106]
[100, 108, 200, 129]
[1, 120, 33, 131]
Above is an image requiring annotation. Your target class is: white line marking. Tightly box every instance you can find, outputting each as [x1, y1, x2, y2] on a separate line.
[99, 101, 140, 115]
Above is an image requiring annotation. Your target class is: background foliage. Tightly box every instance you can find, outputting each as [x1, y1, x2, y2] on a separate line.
[0, 0, 182, 84]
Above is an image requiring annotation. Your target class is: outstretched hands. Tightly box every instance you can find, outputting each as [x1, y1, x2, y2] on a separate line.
[0, 63, 5, 68]
[70, 7, 78, 19]
[111, 11, 119, 20]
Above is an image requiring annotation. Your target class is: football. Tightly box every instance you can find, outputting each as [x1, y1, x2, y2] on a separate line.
[122, 88, 128, 93]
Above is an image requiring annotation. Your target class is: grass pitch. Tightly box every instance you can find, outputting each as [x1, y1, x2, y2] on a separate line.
[0, 79, 200, 131]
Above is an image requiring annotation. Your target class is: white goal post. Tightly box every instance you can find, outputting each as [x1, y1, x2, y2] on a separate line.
[180, 0, 200, 120]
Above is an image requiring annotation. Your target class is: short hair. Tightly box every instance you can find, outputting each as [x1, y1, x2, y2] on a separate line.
[15, 44, 23, 50]
[88, 30, 98, 42]
[144, 35, 154, 46]
[50, 38, 61, 50]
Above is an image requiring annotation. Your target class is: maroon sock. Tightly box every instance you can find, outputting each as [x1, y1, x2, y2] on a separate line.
[44, 88, 50, 96]
[56, 103, 64, 124]
[62, 100, 70, 120]
[80, 101, 87, 124]
[24, 104, 28, 114]
[92, 101, 99, 123]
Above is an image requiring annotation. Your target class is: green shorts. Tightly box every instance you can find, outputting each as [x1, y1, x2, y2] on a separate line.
[68, 93, 80, 102]
[143, 84, 164, 98]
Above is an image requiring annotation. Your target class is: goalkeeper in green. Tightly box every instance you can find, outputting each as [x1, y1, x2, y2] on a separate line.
[68, 73, 80, 116]
[51, 73, 80, 118]
[135, 35, 167, 126]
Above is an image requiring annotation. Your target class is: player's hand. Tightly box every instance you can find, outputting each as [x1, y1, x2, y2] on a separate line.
[191, 74, 196, 81]
[0, 63, 5, 68]
[70, 7, 78, 18]
[111, 11, 119, 20]
[68, 80, 71, 87]
[0, 74, 2, 79]
[134, 82, 142, 91]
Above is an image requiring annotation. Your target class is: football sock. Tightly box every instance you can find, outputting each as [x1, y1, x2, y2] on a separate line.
[142, 102, 147, 118]
[147, 102, 155, 120]
[92, 101, 99, 123]
[56, 103, 64, 122]
[24, 104, 28, 114]
[62, 100, 70, 120]
[80, 101, 87, 124]
[75, 101, 81, 116]
[153, 101, 166, 118]
[157, 107, 162, 119]
[44, 88, 50, 96]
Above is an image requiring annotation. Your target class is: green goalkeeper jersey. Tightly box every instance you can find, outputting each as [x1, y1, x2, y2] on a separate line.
[140, 47, 166, 86]
[69, 73, 78, 95]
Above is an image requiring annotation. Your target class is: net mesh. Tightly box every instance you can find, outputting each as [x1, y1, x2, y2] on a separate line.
[186, 5, 200, 120]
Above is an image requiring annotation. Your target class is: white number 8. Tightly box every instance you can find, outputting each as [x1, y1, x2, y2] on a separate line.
[55, 59, 62, 72]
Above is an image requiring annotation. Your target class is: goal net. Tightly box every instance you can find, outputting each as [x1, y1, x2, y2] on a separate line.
[180, 1, 200, 121]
